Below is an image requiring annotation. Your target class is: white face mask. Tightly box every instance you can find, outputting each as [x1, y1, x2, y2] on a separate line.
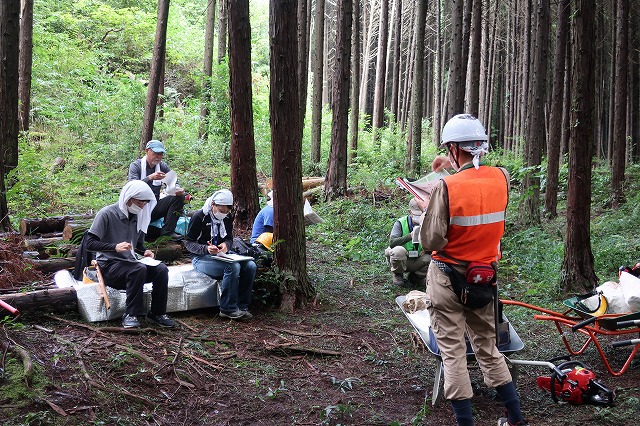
[128, 204, 143, 215]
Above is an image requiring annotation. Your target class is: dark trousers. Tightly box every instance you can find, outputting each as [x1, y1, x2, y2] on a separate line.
[151, 194, 185, 236]
[100, 260, 169, 316]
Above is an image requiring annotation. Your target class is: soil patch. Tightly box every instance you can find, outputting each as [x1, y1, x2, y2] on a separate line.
[1, 239, 639, 425]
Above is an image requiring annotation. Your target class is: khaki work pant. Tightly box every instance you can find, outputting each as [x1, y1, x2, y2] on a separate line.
[384, 246, 430, 277]
[426, 262, 512, 400]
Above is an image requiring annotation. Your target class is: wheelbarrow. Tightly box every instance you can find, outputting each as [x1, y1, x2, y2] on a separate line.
[395, 295, 525, 405]
[502, 297, 640, 376]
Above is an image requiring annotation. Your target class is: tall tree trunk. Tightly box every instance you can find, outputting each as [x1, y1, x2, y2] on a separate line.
[371, 0, 389, 148]
[433, 0, 443, 143]
[464, 0, 482, 116]
[310, 0, 325, 165]
[157, 55, 166, 119]
[560, 43, 571, 157]
[544, 0, 569, 219]
[269, 0, 313, 311]
[407, 0, 427, 174]
[400, 5, 416, 132]
[199, 0, 217, 139]
[611, 0, 628, 209]
[18, 0, 33, 133]
[403, 9, 417, 170]
[217, 0, 228, 62]
[606, 2, 616, 164]
[389, 0, 401, 125]
[0, 0, 20, 231]
[298, 0, 310, 122]
[349, 0, 361, 162]
[325, 0, 353, 200]
[229, 0, 259, 232]
[140, 0, 170, 152]
[359, 0, 377, 123]
[521, 0, 549, 226]
[562, 0, 598, 294]
[631, 12, 640, 162]
[446, 0, 465, 119]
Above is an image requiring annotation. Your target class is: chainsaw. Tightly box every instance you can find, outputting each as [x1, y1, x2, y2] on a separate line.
[536, 360, 615, 406]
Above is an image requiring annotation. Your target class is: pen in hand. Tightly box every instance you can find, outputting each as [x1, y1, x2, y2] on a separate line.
[207, 241, 220, 255]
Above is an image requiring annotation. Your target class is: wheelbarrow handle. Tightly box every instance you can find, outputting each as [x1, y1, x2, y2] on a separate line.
[571, 315, 597, 332]
[616, 319, 640, 329]
[0, 299, 20, 317]
[611, 338, 640, 348]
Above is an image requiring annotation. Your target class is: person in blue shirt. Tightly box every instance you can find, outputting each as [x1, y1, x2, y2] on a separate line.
[250, 191, 274, 244]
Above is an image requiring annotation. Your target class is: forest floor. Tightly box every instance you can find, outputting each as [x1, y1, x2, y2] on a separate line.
[1, 237, 639, 426]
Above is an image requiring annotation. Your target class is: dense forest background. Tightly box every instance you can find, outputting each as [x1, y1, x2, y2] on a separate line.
[2, 0, 640, 295]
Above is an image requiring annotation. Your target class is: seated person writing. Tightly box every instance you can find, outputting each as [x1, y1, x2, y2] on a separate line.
[184, 189, 257, 320]
[384, 198, 430, 287]
[86, 180, 175, 329]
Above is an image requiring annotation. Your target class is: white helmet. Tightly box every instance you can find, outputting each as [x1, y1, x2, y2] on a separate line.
[440, 114, 488, 147]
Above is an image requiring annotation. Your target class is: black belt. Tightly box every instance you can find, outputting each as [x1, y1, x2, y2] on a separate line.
[432, 259, 451, 274]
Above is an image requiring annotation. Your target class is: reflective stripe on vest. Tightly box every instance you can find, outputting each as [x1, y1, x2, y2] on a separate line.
[449, 211, 506, 226]
[399, 215, 422, 253]
[432, 166, 507, 264]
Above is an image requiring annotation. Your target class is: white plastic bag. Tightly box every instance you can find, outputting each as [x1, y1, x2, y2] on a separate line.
[595, 280, 631, 314]
[619, 271, 640, 311]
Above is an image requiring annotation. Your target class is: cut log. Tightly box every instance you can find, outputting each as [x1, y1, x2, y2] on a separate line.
[30, 257, 75, 274]
[23, 236, 64, 251]
[20, 214, 95, 236]
[301, 177, 325, 192]
[262, 176, 325, 194]
[0, 287, 77, 314]
[39, 232, 64, 239]
[24, 236, 77, 259]
[62, 220, 93, 242]
[20, 217, 67, 236]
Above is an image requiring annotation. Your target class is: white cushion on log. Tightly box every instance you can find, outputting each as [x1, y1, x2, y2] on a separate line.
[53, 264, 219, 323]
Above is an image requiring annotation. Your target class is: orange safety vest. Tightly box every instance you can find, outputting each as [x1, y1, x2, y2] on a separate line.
[432, 165, 508, 265]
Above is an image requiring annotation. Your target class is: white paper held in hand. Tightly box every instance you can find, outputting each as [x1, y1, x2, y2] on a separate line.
[412, 225, 421, 244]
[161, 170, 180, 196]
[138, 256, 162, 266]
[133, 251, 162, 266]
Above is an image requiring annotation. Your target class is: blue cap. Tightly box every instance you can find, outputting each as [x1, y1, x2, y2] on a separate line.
[145, 140, 166, 153]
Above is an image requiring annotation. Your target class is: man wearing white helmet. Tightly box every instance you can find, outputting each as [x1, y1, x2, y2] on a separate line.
[86, 180, 175, 329]
[184, 189, 257, 320]
[419, 114, 528, 426]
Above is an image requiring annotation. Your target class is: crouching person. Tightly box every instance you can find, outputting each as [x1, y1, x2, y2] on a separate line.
[86, 180, 175, 329]
[385, 199, 430, 288]
[184, 189, 257, 320]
